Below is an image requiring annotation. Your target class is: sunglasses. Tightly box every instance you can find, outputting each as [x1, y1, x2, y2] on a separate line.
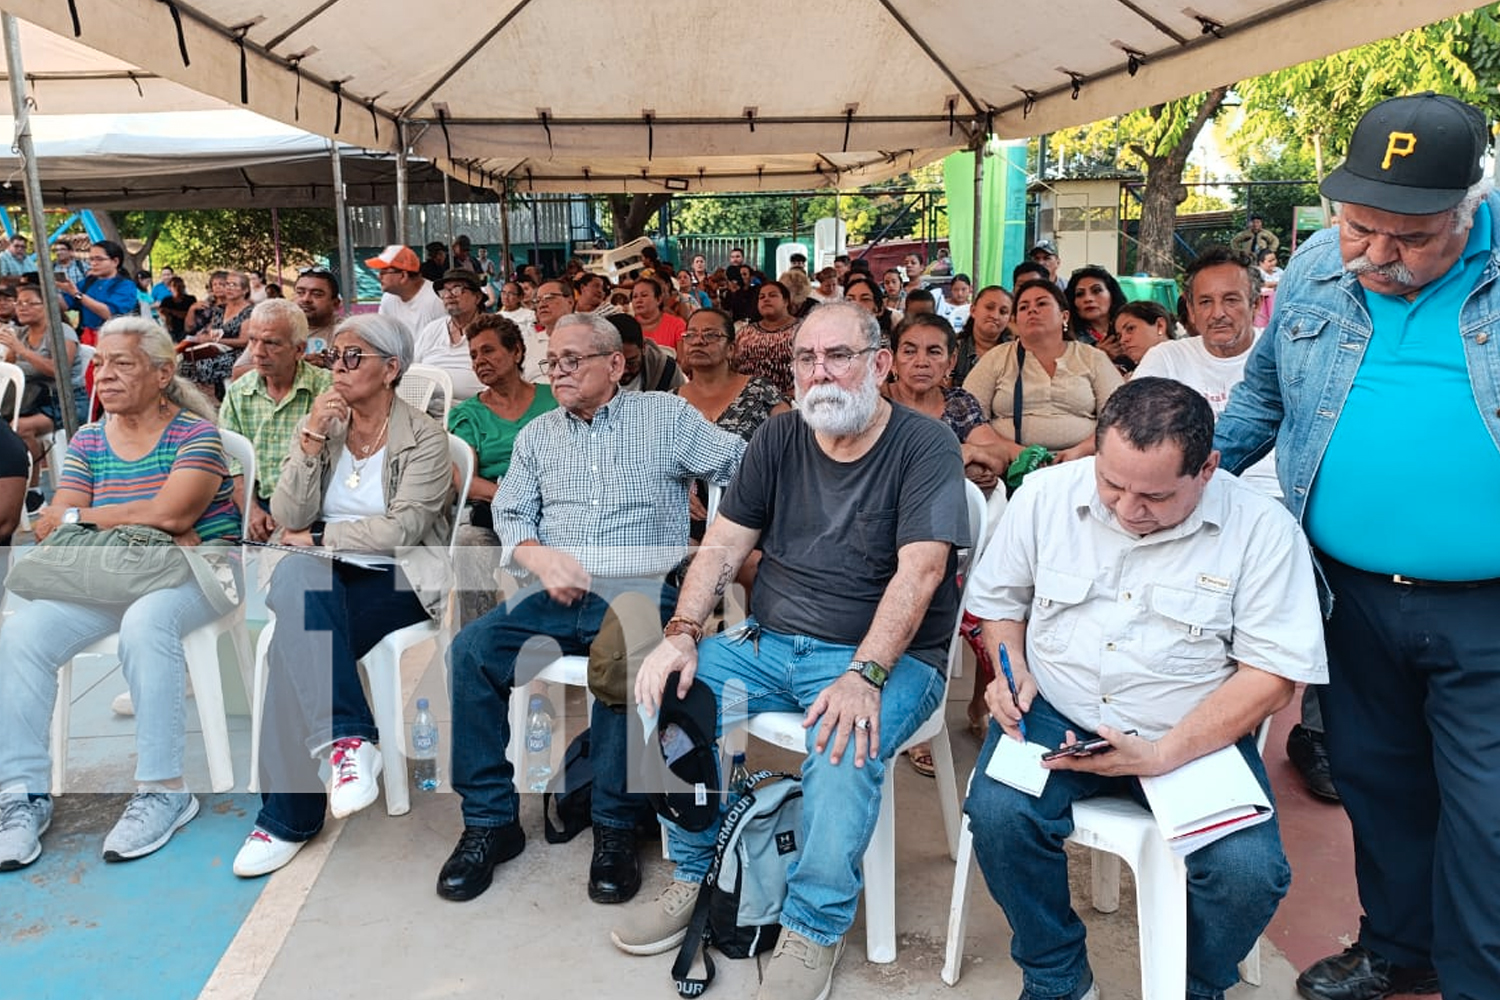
[320, 347, 385, 370]
[299, 266, 335, 277]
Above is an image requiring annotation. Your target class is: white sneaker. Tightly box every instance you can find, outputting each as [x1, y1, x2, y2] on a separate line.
[0, 793, 52, 871]
[112, 691, 135, 717]
[233, 827, 305, 877]
[327, 738, 383, 818]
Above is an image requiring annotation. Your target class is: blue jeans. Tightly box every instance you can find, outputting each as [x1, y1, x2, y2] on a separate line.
[964, 695, 1289, 1000]
[664, 620, 945, 947]
[448, 578, 675, 831]
[254, 554, 428, 842]
[0, 581, 221, 792]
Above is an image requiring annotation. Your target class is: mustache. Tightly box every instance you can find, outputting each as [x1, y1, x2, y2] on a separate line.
[1344, 255, 1415, 285]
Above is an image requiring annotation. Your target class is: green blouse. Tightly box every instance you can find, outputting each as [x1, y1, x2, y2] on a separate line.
[447, 384, 558, 482]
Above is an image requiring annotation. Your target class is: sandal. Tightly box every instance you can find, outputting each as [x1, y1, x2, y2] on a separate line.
[906, 743, 936, 778]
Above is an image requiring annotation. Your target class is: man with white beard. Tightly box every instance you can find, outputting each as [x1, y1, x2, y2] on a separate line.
[614, 302, 969, 1000]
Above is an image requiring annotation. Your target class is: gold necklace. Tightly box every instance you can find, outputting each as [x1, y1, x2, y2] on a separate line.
[345, 415, 390, 489]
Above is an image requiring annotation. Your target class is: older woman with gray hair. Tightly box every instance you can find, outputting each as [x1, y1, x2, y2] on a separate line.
[0, 318, 239, 871]
[235, 312, 454, 878]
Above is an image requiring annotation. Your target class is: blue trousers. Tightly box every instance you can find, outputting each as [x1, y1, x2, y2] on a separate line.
[1319, 557, 1500, 1000]
[965, 695, 1289, 1000]
[448, 578, 674, 831]
[663, 620, 945, 947]
[254, 554, 428, 842]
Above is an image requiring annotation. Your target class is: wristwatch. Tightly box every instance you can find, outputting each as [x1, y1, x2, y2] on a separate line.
[847, 660, 889, 691]
[62, 507, 82, 525]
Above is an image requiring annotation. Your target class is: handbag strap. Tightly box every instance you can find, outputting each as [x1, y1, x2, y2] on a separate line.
[1012, 343, 1026, 444]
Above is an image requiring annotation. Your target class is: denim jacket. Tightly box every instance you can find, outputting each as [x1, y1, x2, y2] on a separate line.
[1215, 196, 1500, 528]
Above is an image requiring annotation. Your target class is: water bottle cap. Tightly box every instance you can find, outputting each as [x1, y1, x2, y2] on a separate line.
[416, 698, 429, 710]
[731, 752, 746, 763]
[529, 694, 545, 711]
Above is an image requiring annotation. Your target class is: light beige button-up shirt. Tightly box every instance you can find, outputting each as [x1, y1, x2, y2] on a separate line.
[965, 458, 1327, 739]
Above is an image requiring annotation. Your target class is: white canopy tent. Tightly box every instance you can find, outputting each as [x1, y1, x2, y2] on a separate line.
[0, 0, 1482, 195]
[0, 109, 499, 209]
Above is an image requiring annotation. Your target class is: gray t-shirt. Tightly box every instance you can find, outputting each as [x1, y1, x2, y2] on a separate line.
[719, 403, 969, 670]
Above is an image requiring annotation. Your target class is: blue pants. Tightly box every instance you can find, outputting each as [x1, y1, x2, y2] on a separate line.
[663, 620, 945, 947]
[448, 578, 675, 831]
[964, 695, 1288, 1000]
[254, 554, 428, 842]
[1319, 557, 1500, 999]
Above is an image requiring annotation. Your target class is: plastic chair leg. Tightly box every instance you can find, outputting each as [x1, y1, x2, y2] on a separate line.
[1133, 841, 1190, 1000]
[940, 811, 977, 985]
[1090, 850, 1122, 913]
[861, 775, 899, 964]
[929, 727, 961, 860]
[363, 640, 410, 817]
[50, 661, 72, 795]
[247, 620, 276, 794]
[182, 626, 235, 793]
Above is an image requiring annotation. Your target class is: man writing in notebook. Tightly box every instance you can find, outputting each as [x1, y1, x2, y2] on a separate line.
[963, 377, 1327, 1000]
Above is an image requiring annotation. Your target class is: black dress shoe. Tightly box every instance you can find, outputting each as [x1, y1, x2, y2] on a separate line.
[436, 823, 525, 902]
[589, 825, 641, 904]
[1286, 724, 1340, 802]
[1296, 944, 1440, 1000]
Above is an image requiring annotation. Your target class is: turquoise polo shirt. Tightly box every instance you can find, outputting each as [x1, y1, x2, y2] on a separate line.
[1307, 202, 1500, 579]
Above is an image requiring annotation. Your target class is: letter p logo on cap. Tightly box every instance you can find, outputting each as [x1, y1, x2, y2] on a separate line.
[1382, 131, 1418, 170]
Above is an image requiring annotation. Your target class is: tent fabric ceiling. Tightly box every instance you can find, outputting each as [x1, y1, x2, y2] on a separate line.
[0, 0, 1482, 195]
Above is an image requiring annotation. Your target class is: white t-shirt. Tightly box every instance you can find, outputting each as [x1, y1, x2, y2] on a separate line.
[1134, 334, 1281, 499]
[521, 325, 550, 384]
[499, 307, 536, 329]
[377, 280, 447, 341]
[938, 299, 970, 330]
[413, 316, 483, 401]
[324, 445, 388, 520]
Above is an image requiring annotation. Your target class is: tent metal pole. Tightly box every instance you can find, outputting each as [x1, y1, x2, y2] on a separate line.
[271, 207, 282, 282]
[443, 173, 454, 247]
[329, 140, 354, 316]
[499, 182, 513, 280]
[396, 121, 410, 247]
[972, 138, 985, 286]
[3, 13, 76, 436]
[529, 195, 540, 266]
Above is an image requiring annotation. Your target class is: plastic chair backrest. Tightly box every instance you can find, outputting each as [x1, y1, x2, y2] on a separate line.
[446, 432, 473, 554]
[216, 427, 257, 537]
[0, 360, 24, 430]
[398, 364, 454, 422]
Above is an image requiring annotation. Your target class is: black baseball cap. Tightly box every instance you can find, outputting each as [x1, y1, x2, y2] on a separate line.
[1321, 92, 1488, 216]
[433, 268, 483, 293]
[646, 673, 722, 833]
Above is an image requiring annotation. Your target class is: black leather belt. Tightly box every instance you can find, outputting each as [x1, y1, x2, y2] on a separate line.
[1321, 552, 1500, 589]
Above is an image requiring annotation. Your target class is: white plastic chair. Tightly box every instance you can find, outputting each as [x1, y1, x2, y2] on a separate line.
[0, 359, 24, 429]
[738, 479, 987, 964]
[940, 720, 1272, 994]
[248, 432, 472, 816]
[48, 428, 258, 795]
[397, 363, 454, 423]
[575, 236, 654, 282]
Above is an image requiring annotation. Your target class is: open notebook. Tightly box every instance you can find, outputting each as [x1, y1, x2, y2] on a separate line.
[1139, 744, 1274, 856]
[235, 537, 396, 570]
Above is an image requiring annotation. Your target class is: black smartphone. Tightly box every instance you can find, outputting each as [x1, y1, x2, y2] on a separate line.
[1040, 730, 1139, 761]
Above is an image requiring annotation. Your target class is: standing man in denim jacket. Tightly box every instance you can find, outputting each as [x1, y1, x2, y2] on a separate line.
[1215, 93, 1500, 1000]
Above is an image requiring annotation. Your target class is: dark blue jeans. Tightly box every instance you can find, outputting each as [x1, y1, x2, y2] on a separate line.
[254, 554, 428, 842]
[448, 577, 674, 831]
[1320, 557, 1500, 999]
[965, 695, 1289, 1000]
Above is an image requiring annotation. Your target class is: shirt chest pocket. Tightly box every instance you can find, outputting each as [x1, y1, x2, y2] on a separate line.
[1277, 312, 1331, 389]
[1146, 585, 1233, 675]
[1030, 566, 1093, 656]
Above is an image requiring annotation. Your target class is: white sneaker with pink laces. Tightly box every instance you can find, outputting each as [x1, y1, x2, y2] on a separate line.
[327, 737, 383, 818]
[233, 827, 304, 877]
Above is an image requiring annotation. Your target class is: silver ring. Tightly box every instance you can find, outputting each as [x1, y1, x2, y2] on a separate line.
[854, 717, 870, 731]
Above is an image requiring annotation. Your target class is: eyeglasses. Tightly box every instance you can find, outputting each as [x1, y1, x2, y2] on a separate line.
[299, 266, 334, 277]
[791, 346, 876, 377]
[539, 352, 612, 376]
[681, 331, 727, 345]
[536, 292, 570, 303]
[321, 347, 385, 370]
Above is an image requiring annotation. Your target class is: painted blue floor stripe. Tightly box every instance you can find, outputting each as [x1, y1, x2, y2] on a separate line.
[4, 793, 266, 1000]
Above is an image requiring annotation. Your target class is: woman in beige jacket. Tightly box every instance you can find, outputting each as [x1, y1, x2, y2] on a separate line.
[235, 313, 453, 878]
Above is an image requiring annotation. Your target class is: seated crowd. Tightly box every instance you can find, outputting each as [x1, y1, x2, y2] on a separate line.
[0, 213, 1435, 1000]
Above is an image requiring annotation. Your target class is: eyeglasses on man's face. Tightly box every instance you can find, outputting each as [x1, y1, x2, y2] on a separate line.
[681, 331, 727, 345]
[791, 346, 876, 377]
[321, 346, 385, 370]
[539, 351, 612, 376]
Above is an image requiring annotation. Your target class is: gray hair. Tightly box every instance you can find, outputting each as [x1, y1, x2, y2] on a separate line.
[97, 317, 218, 421]
[1451, 178, 1494, 233]
[334, 313, 412, 380]
[250, 297, 310, 347]
[798, 300, 881, 350]
[554, 312, 622, 353]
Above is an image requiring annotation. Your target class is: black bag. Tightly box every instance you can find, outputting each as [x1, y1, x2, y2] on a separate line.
[542, 729, 593, 844]
[672, 771, 804, 997]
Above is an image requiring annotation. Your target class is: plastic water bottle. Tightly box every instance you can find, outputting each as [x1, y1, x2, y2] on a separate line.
[524, 694, 555, 792]
[411, 698, 440, 791]
[727, 752, 751, 795]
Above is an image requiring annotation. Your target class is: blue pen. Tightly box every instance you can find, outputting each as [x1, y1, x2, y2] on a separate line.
[998, 642, 1028, 742]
